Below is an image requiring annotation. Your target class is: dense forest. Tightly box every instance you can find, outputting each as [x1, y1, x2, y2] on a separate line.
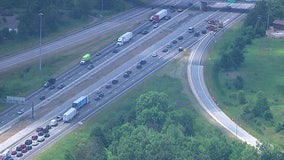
[63, 91, 284, 160]
[0, 0, 147, 44]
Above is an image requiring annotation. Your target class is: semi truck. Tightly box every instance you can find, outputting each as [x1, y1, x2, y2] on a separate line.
[116, 32, 133, 46]
[80, 53, 91, 65]
[152, 9, 167, 23]
[72, 96, 89, 110]
[63, 107, 77, 122]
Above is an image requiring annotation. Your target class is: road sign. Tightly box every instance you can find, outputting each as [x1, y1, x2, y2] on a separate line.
[6, 96, 25, 104]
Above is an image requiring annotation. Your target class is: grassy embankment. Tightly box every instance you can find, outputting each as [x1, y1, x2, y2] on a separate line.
[205, 22, 284, 149]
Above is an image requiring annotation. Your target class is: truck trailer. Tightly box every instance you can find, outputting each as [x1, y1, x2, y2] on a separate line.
[72, 96, 89, 110]
[152, 9, 167, 23]
[116, 32, 133, 46]
[63, 108, 77, 122]
[80, 53, 91, 65]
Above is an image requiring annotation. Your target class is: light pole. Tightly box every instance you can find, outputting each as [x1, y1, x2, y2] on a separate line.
[39, 13, 44, 71]
[101, 0, 104, 17]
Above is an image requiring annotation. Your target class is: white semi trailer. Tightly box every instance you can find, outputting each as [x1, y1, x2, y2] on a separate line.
[63, 108, 77, 122]
[116, 32, 133, 46]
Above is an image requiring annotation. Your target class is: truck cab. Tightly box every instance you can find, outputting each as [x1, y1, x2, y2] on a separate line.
[80, 53, 91, 65]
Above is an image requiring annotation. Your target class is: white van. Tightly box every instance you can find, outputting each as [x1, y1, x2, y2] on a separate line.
[50, 119, 58, 127]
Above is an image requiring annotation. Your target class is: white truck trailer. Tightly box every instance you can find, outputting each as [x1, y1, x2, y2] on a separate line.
[63, 108, 77, 122]
[116, 32, 133, 46]
[152, 9, 167, 23]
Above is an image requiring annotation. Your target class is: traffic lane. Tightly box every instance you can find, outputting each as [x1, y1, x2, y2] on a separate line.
[0, 7, 155, 71]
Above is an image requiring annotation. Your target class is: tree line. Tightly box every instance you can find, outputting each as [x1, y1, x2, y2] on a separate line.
[0, 0, 147, 45]
[63, 91, 283, 160]
[218, 0, 284, 71]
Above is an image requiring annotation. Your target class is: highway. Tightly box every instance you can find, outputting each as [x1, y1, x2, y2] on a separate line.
[0, 1, 259, 159]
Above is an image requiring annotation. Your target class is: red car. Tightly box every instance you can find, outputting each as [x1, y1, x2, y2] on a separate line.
[32, 135, 38, 140]
[21, 148, 27, 153]
[20, 144, 26, 149]
[11, 150, 17, 155]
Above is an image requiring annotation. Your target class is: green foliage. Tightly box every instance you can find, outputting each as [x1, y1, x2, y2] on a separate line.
[252, 91, 271, 118]
[234, 76, 244, 90]
[238, 90, 247, 105]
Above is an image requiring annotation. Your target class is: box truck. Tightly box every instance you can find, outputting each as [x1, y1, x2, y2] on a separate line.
[72, 96, 89, 110]
[116, 32, 133, 46]
[152, 9, 167, 23]
[63, 108, 77, 122]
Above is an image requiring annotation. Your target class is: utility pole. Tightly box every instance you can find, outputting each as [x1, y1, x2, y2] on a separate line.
[39, 13, 44, 71]
[101, 0, 104, 17]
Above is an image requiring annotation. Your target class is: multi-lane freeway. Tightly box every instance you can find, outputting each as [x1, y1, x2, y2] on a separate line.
[0, 0, 259, 159]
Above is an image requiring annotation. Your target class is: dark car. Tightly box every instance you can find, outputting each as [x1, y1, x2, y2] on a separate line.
[95, 90, 104, 98]
[38, 131, 44, 136]
[123, 72, 130, 78]
[39, 95, 46, 100]
[44, 133, 50, 138]
[179, 47, 183, 52]
[43, 78, 56, 88]
[25, 139, 32, 145]
[136, 64, 142, 69]
[112, 48, 120, 53]
[194, 31, 200, 37]
[94, 95, 101, 101]
[164, 16, 171, 20]
[56, 116, 63, 122]
[57, 84, 65, 89]
[139, 60, 147, 65]
[105, 84, 112, 89]
[16, 152, 23, 157]
[36, 127, 43, 132]
[201, 30, 207, 34]
[26, 145, 32, 150]
[171, 40, 177, 44]
[16, 146, 22, 151]
[42, 128, 49, 133]
[87, 64, 94, 70]
[48, 86, 55, 90]
[178, 36, 184, 40]
[141, 30, 149, 35]
[112, 79, 119, 84]
[46, 124, 52, 129]
[162, 48, 168, 52]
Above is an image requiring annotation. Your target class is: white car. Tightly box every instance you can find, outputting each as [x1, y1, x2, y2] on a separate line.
[32, 141, 39, 146]
[37, 136, 45, 142]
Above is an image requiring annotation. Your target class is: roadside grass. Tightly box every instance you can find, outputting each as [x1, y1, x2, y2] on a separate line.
[205, 23, 284, 149]
[34, 53, 227, 160]
[0, 32, 120, 112]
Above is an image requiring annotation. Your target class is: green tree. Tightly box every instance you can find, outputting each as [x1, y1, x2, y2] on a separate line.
[220, 53, 233, 70]
[238, 90, 247, 105]
[252, 91, 270, 117]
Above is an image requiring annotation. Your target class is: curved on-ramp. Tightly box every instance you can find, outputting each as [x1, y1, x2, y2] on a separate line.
[187, 28, 259, 147]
